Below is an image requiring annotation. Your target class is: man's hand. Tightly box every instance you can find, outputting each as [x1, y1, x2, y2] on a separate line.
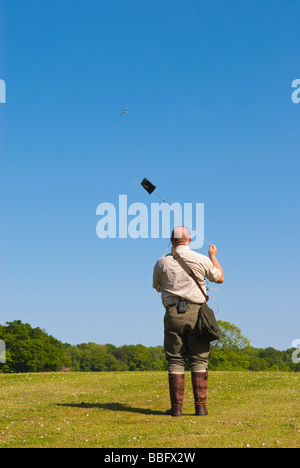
[209, 244, 218, 259]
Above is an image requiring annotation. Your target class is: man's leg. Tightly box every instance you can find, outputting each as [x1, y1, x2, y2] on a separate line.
[186, 306, 210, 416]
[164, 307, 186, 416]
[191, 371, 209, 416]
[167, 373, 185, 417]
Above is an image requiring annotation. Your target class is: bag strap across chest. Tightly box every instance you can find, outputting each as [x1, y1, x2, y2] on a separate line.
[171, 246, 209, 303]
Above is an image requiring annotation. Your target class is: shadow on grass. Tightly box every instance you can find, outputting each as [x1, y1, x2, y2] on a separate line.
[58, 402, 166, 416]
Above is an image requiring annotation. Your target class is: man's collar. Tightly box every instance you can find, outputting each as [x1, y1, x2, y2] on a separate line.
[174, 244, 190, 251]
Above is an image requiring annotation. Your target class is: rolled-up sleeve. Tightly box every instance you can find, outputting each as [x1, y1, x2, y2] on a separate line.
[205, 259, 221, 283]
[153, 260, 162, 290]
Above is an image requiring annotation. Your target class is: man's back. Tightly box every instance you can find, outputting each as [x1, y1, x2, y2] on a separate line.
[153, 244, 221, 305]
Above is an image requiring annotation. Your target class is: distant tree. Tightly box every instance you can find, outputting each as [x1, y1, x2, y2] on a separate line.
[213, 321, 250, 350]
[209, 321, 250, 370]
[124, 344, 154, 371]
[149, 346, 168, 371]
[2, 319, 299, 373]
[247, 347, 292, 371]
[0, 320, 71, 373]
[248, 355, 270, 371]
[69, 343, 122, 372]
[209, 348, 250, 370]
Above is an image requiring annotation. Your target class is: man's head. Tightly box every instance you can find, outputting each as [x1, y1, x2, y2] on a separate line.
[171, 226, 192, 246]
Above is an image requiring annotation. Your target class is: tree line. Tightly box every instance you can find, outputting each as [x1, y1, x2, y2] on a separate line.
[0, 320, 299, 373]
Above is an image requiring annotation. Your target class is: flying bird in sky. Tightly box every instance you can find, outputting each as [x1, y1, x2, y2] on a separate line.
[119, 107, 128, 117]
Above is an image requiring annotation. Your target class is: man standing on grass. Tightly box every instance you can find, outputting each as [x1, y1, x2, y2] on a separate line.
[153, 226, 224, 417]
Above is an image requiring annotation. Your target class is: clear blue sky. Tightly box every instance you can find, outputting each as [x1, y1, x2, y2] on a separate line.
[1, 0, 299, 350]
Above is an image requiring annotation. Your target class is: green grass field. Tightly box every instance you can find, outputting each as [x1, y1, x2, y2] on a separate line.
[0, 371, 299, 448]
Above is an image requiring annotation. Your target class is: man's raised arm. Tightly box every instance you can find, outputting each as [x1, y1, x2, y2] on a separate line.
[209, 245, 224, 284]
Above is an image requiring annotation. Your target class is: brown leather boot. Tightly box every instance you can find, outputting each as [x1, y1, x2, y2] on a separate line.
[166, 373, 185, 417]
[191, 372, 208, 416]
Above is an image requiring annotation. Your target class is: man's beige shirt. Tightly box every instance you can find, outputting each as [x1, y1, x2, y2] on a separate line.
[153, 245, 221, 305]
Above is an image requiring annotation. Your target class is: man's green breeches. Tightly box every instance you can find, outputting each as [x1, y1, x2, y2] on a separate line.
[164, 303, 210, 374]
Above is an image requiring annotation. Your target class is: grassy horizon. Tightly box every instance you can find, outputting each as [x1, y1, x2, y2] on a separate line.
[0, 371, 299, 448]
